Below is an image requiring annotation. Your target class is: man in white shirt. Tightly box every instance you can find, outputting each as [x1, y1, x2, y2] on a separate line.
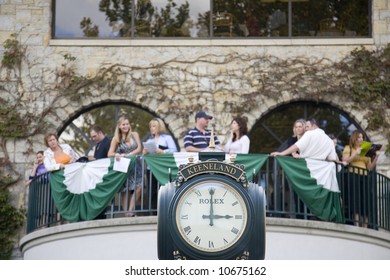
[271, 118, 337, 161]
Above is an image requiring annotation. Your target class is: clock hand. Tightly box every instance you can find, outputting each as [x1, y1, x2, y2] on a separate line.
[208, 188, 215, 226]
[213, 215, 233, 219]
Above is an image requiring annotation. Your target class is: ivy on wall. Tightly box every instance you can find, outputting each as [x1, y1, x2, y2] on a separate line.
[0, 34, 389, 178]
[338, 46, 390, 132]
[0, 180, 25, 259]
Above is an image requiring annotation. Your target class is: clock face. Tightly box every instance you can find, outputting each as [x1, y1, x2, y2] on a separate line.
[174, 180, 248, 253]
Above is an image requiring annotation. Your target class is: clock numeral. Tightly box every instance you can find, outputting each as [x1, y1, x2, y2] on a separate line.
[232, 201, 238, 206]
[209, 241, 214, 248]
[184, 226, 192, 235]
[223, 190, 227, 197]
[223, 238, 229, 244]
[193, 190, 202, 197]
[235, 215, 243, 219]
[185, 201, 192, 207]
[181, 214, 188, 220]
[231, 227, 239, 235]
[194, 236, 201, 245]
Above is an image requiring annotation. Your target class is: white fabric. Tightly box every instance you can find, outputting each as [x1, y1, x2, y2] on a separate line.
[44, 143, 79, 171]
[224, 135, 250, 154]
[173, 152, 237, 167]
[306, 158, 339, 192]
[295, 128, 337, 161]
[63, 158, 111, 194]
[173, 152, 199, 167]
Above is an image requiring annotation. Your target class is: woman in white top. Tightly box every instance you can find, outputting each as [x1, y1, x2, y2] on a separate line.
[224, 117, 250, 154]
[43, 133, 79, 171]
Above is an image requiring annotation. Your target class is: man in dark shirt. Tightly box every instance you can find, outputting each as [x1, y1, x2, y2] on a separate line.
[183, 111, 222, 152]
[90, 126, 111, 160]
[90, 126, 111, 220]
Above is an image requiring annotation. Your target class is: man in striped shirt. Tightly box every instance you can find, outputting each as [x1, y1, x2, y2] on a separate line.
[184, 111, 222, 152]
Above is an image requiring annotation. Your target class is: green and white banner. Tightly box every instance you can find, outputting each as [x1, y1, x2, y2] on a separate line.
[50, 157, 135, 222]
[276, 156, 344, 223]
[48, 153, 344, 224]
[144, 153, 269, 185]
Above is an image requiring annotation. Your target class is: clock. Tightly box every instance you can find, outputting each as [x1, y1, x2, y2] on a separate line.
[171, 175, 250, 258]
[157, 159, 266, 260]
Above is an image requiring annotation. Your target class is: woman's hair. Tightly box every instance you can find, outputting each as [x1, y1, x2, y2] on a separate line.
[349, 130, 364, 148]
[36, 151, 44, 156]
[113, 116, 132, 144]
[149, 118, 167, 135]
[232, 117, 248, 142]
[44, 133, 58, 147]
[292, 119, 306, 137]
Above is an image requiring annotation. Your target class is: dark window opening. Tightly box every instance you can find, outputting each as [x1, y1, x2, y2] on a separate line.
[248, 101, 366, 155]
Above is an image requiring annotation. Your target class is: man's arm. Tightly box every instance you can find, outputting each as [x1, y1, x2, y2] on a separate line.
[270, 144, 299, 157]
[185, 145, 205, 152]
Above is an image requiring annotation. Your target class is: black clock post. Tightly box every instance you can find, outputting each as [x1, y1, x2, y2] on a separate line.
[157, 152, 266, 260]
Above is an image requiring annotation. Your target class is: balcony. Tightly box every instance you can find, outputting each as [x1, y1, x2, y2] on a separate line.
[21, 155, 390, 259]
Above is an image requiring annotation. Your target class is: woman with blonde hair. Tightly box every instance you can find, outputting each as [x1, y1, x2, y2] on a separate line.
[143, 118, 177, 155]
[277, 118, 306, 158]
[108, 115, 143, 217]
[143, 118, 177, 214]
[342, 130, 380, 227]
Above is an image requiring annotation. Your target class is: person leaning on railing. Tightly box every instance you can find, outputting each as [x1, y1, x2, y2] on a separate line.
[25, 150, 47, 186]
[42, 132, 79, 224]
[342, 130, 381, 228]
[108, 115, 143, 217]
[271, 118, 338, 161]
[43, 133, 79, 171]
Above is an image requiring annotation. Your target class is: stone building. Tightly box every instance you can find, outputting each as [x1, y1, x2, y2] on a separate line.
[0, 0, 389, 258]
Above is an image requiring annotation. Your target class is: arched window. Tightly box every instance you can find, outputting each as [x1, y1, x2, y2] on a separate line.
[58, 103, 178, 156]
[248, 101, 366, 155]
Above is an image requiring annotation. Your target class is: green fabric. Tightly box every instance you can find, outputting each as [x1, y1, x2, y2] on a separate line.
[50, 157, 135, 222]
[144, 153, 178, 185]
[48, 154, 345, 224]
[276, 156, 345, 223]
[235, 154, 269, 182]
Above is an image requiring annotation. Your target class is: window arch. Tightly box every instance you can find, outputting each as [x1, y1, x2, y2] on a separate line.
[58, 103, 178, 156]
[248, 101, 367, 155]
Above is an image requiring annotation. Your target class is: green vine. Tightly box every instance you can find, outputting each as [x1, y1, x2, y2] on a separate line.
[0, 184, 25, 259]
[338, 45, 390, 153]
[1, 33, 23, 70]
[0, 36, 94, 259]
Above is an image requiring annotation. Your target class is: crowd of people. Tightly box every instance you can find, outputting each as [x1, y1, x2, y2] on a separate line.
[26, 111, 381, 227]
[270, 118, 381, 227]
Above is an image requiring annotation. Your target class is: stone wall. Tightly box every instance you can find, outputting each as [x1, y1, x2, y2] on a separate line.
[0, 0, 390, 257]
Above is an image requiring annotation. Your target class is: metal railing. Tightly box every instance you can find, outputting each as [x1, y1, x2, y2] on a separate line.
[26, 156, 390, 233]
